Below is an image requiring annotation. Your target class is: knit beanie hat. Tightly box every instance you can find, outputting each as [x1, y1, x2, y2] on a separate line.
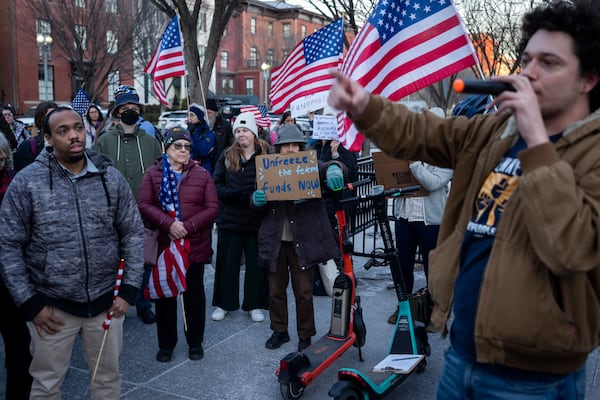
[232, 112, 258, 137]
[205, 98, 218, 112]
[164, 126, 191, 150]
[189, 103, 205, 121]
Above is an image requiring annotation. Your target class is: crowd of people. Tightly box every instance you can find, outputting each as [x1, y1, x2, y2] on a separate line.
[1, 1, 600, 399]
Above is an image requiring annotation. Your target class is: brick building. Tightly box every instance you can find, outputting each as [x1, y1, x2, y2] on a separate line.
[0, 0, 134, 115]
[217, 0, 332, 106]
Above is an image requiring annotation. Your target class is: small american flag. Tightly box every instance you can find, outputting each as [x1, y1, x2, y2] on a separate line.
[144, 16, 186, 106]
[145, 154, 190, 299]
[338, 0, 478, 151]
[71, 87, 90, 117]
[240, 104, 270, 128]
[270, 19, 343, 114]
[102, 259, 125, 330]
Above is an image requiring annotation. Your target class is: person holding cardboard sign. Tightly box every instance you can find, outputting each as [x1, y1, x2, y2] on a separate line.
[253, 124, 346, 352]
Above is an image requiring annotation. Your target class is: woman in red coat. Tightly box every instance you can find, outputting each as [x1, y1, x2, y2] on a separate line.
[138, 127, 219, 363]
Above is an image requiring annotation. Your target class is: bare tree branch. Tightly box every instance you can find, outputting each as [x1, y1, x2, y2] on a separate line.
[28, 0, 135, 103]
[147, 0, 240, 104]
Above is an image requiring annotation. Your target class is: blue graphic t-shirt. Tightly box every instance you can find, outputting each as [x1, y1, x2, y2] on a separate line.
[451, 134, 561, 364]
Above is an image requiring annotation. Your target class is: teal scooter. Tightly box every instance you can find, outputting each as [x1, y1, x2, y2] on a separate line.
[328, 184, 431, 400]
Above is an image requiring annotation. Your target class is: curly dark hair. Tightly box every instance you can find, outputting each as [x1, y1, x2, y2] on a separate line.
[520, 0, 600, 111]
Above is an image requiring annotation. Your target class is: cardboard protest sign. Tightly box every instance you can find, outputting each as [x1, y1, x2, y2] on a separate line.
[255, 150, 322, 201]
[372, 151, 429, 197]
[311, 115, 338, 140]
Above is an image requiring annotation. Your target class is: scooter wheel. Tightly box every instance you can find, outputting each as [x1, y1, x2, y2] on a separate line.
[334, 387, 362, 400]
[280, 381, 304, 400]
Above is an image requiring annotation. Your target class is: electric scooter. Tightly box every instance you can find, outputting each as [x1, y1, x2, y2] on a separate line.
[328, 184, 430, 400]
[277, 180, 371, 400]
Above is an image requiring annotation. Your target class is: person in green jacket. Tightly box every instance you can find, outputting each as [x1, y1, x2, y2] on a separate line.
[94, 85, 162, 325]
[94, 86, 162, 200]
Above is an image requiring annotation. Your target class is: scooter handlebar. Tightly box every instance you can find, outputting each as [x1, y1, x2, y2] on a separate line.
[340, 184, 421, 205]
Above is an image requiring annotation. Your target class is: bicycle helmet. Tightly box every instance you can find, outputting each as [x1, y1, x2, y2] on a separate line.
[451, 94, 491, 119]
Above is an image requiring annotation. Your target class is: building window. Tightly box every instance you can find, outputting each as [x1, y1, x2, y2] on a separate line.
[221, 77, 233, 95]
[301, 24, 307, 37]
[268, 22, 273, 37]
[282, 23, 291, 38]
[220, 51, 228, 69]
[223, 26, 228, 37]
[107, 71, 120, 102]
[106, 0, 117, 13]
[282, 49, 289, 60]
[245, 78, 254, 96]
[249, 47, 258, 68]
[74, 0, 86, 8]
[198, 45, 206, 66]
[199, 12, 207, 32]
[107, 30, 118, 54]
[36, 19, 51, 36]
[38, 65, 54, 100]
[75, 24, 87, 51]
[267, 49, 274, 66]
[250, 17, 256, 35]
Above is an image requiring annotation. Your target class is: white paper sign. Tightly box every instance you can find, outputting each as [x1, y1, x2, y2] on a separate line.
[290, 92, 329, 117]
[311, 115, 338, 140]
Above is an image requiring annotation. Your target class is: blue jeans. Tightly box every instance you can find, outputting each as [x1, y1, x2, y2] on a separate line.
[135, 267, 153, 312]
[436, 346, 586, 400]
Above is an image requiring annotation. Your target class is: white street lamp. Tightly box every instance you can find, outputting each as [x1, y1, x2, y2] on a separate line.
[261, 62, 270, 108]
[36, 34, 53, 101]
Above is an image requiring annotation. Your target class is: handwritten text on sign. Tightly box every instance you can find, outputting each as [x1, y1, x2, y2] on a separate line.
[255, 150, 322, 201]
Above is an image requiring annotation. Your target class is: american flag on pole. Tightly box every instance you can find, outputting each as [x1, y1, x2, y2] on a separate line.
[145, 154, 190, 299]
[144, 15, 186, 106]
[338, 0, 478, 151]
[71, 87, 90, 117]
[102, 259, 125, 330]
[240, 104, 270, 128]
[269, 19, 344, 114]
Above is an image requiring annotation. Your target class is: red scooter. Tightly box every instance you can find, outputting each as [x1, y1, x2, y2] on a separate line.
[276, 181, 370, 400]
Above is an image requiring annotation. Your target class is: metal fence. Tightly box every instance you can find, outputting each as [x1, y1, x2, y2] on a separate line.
[349, 155, 422, 267]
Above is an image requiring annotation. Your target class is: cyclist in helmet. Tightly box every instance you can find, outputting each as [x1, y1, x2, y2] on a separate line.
[329, 1, 600, 398]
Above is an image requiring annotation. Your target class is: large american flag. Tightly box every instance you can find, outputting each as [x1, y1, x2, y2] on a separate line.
[144, 16, 186, 106]
[339, 0, 478, 151]
[240, 104, 270, 128]
[71, 87, 90, 117]
[270, 19, 344, 114]
[145, 154, 190, 299]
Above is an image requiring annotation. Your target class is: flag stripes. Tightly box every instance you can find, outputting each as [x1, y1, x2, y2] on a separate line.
[338, 1, 478, 151]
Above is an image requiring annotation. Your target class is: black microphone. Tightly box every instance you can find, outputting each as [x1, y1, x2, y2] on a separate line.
[453, 79, 515, 96]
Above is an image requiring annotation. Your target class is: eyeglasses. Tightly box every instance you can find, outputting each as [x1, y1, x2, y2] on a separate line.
[172, 143, 191, 151]
[2, 113, 12, 117]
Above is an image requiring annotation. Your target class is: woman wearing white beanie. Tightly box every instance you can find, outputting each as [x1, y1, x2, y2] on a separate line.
[211, 111, 272, 323]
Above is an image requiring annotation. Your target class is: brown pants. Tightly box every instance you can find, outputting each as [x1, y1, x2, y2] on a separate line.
[268, 241, 316, 339]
